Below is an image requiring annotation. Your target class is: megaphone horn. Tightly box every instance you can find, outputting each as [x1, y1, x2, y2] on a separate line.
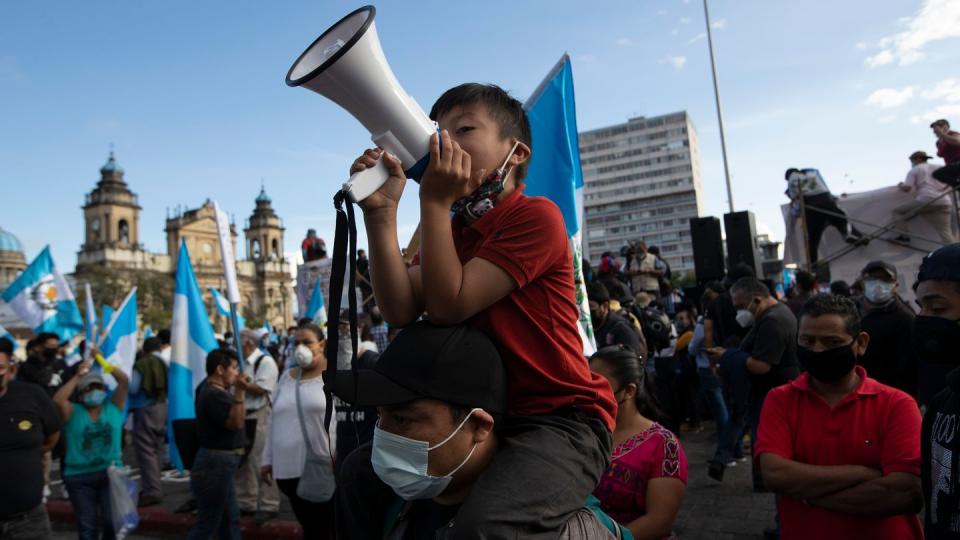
[286, 5, 437, 203]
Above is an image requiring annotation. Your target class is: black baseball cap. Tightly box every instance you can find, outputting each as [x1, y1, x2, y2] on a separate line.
[861, 260, 898, 280]
[331, 321, 507, 414]
[917, 244, 960, 283]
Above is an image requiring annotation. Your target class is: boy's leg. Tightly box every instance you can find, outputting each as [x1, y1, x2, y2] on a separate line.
[442, 412, 611, 540]
[335, 442, 395, 540]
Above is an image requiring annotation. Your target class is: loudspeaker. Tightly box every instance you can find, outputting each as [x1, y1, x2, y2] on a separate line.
[689, 217, 725, 284]
[286, 6, 436, 202]
[724, 211, 762, 279]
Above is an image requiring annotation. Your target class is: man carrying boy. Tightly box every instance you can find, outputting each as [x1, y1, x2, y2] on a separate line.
[345, 83, 616, 538]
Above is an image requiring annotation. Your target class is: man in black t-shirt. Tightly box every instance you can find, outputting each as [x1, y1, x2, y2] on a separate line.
[707, 277, 799, 491]
[188, 348, 250, 540]
[587, 282, 642, 355]
[17, 332, 72, 397]
[0, 337, 62, 539]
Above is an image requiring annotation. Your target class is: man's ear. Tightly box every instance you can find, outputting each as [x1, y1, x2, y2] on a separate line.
[853, 331, 870, 357]
[470, 410, 496, 444]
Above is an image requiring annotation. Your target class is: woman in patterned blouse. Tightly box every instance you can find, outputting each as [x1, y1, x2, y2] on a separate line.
[590, 346, 688, 540]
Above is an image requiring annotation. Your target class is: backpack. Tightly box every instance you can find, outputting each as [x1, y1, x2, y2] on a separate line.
[633, 303, 672, 352]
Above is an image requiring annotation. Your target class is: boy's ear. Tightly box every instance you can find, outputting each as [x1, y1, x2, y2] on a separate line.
[507, 141, 532, 168]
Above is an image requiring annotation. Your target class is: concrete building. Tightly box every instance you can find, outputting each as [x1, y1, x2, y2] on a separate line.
[581, 111, 704, 275]
[757, 233, 784, 282]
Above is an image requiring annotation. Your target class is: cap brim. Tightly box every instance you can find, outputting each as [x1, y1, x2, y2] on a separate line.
[330, 368, 422, 407]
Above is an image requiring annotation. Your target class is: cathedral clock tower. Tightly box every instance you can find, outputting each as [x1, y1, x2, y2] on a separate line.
[82, 151, 141, 252]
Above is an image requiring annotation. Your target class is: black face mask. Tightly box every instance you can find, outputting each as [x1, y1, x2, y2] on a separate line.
[798, 344, 857, 383]
[591, 309, 605, 329]
[914, 316, 960, 364]
[43, 347, 59, 361]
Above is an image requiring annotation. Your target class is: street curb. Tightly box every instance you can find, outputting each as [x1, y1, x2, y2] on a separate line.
[47, 501, 303, 539]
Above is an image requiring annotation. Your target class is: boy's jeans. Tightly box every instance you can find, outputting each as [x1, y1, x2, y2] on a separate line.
[188, 448, 242, 540]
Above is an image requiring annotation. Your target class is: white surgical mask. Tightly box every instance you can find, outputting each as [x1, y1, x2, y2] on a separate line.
[863, 280, 895, 304]
[293, 344, 315, 369]
[372, 408, 480, 500]
[736, 309, 755, 328]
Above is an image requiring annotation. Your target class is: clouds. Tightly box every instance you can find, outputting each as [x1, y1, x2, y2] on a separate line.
[924, 79, 960, 102]
[910, 78, 960, 123]
[865, 86, 915, 108]
[661, 55, 688, 70]
[616, 37, 632, 46]
[864, 0, 960, 67]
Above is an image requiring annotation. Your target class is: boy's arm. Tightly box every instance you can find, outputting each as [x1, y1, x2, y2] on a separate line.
[354, 149, 424, 327]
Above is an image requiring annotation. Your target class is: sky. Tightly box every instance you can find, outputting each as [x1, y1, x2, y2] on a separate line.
[2, 0, 959, 273]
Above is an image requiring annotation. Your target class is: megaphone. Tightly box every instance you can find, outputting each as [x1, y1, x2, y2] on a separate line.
[286, 5, 436, 203]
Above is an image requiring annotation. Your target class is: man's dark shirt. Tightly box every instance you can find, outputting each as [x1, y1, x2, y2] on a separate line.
[17, 355, 73, 397]
[859, 297, 916, 395]
[195, 384, 244, 450]
[596, 312, 641, 353]
[922, 367, 960, 539]
[740, 302, 800, 396]
[400, 500, 461, 539]
[706, 293, 748, 347]
[0, 381, 61, 518]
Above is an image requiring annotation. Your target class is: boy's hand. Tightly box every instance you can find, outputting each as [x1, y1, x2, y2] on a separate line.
[351, 148, 407, 217]
[420, 131, 487, 208]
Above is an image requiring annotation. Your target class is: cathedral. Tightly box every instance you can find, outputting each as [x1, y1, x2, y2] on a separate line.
[73, 152, 293, 331]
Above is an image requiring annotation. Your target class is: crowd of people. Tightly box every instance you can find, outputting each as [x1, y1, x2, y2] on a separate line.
[2, 83, 960, 540]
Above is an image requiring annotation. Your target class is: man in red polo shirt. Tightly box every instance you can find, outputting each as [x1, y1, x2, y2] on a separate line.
[931, 118, 960, 187]
[755, 294, 923, 540]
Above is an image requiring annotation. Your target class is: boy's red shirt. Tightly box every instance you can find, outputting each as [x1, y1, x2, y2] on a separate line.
[416, 187, 617, 432]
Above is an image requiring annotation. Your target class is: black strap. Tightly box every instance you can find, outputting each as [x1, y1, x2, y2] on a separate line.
[324, 191, 360, 435]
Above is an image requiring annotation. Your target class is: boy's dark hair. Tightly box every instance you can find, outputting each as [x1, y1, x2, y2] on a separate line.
[430, 83, 533, 181]
[158, 329, 171, 346]
[587, 281, 611, 304]
[205, 347, 238, 376]
[799, 293, 861, 337]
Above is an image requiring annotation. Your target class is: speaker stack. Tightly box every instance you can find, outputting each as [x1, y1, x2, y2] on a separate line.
[723, 211, 762, 279]
[689, 217, 725, 284]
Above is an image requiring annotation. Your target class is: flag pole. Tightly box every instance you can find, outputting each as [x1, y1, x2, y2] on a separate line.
[213, 201, 246, 373]
[704, 0, 735, 213]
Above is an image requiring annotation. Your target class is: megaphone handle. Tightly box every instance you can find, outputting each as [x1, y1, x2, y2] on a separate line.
[343, 156, 391, 204]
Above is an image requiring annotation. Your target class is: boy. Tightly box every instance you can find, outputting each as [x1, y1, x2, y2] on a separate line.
[345, 84, 616, 538]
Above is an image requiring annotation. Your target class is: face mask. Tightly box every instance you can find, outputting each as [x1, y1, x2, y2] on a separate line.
[294, 344, 315, 369]
[450, 142, 521, 220]
[736, 309, 755, 328]
[913, 316, 960, 364]
[372, 408, 480, 500]
[43, 347, 59, 360]
[798, 344, 857, 383]
[82, 389, 107, 407]
[863, 280, 895, 304]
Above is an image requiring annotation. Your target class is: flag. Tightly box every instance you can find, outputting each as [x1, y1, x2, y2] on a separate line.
[523, 54, 596, 355]
[1, 246, 83, 341]
[168, 241, 218, 470]
[84, 283, 97, 350]
[99, 290, 138, 389]
[304, 278, 327, 326]
[0, 323, 16, 350]
[209, 287, 245, 329]
[143, 327, 155, 340]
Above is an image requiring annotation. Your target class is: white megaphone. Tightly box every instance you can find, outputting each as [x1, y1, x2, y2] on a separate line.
[286, 5, 437, 203]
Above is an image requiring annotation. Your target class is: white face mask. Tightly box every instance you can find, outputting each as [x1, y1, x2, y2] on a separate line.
[372, 408, 480, 500]
[293, 344, 315, 369]
[863, 280, 895, 304]
[736, 308, 755, 328]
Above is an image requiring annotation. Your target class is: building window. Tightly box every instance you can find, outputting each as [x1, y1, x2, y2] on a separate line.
[271, 239, 279, 259]
[252, 239, 261, 259]
[118, 220, 130, 244]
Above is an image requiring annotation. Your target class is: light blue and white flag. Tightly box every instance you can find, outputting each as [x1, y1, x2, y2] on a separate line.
[209, 287, 245, 330]
[0, 323, 17, 350]
[143, 327, 155, 340]
[304, 278, 326, 326]
[1, 246, 83, 341]
[99, 290, 138, 388]
[169, 241, 219, 470]
[523, 54, 595, 355]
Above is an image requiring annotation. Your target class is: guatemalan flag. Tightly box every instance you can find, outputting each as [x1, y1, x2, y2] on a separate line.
[304, 278, 326, 326]
[209, 287, 245, 330]
[523, 54, 596, 354]
[1, 246, 83, 342]
[99, 291, 138, 390]
[168, 241, 218, 470]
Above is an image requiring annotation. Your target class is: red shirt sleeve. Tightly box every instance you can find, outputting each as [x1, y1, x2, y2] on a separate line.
[754, 386, 795, 461]
[474, 198, 568, 288]
[880, 392, 922, 476]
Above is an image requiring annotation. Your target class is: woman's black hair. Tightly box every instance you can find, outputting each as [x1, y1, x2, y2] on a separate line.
[590, 346, 664, 423]
[296, 322, 326, 343]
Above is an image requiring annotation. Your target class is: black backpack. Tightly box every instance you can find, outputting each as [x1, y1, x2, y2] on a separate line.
[633, 303, 672, 352]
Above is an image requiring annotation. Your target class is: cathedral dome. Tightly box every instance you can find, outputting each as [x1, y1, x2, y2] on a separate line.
[0, 227, 24, 254]
[100, 151, 124, 174]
